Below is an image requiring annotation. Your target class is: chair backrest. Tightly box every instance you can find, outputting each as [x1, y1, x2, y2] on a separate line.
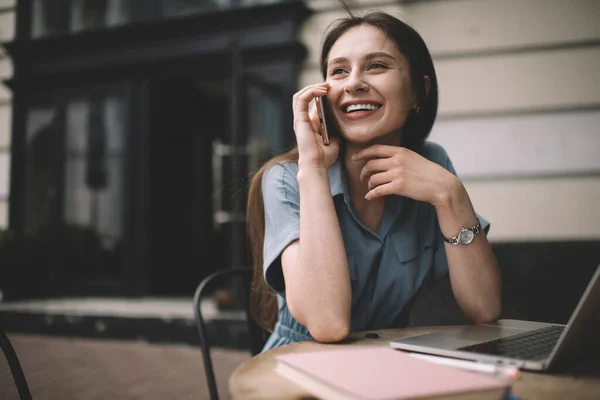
[193, 267, 267, 400]
[0, 328, 33, 400]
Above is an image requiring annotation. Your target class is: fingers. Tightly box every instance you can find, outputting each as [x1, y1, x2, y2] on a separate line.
[366, 170, 394, 191]
[365, 181, 396, 200]
[359, 158, 390, 182]
[292, 83, 333, 165]
[293, 83, 329, 130]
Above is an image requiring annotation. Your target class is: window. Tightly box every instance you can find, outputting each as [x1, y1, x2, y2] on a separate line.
[64, 94, 126, 241]
[31, 0, 289, 37]
[24, 86, 129, 279]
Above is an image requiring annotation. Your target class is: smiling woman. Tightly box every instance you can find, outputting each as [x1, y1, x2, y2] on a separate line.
[324, 27, 424, 146]
[246, 3, 502, 352]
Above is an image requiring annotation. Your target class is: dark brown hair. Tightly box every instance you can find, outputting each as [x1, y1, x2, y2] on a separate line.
[247, 9, 439, 332]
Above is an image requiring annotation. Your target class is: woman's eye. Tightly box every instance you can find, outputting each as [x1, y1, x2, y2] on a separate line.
[368, 62, 388, 70]
[330, 68, 346, 76]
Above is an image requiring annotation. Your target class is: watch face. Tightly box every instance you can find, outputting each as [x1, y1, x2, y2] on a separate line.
[458, 228, 475, 244]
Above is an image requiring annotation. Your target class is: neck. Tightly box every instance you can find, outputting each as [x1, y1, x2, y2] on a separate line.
[343, 130, 402, 208]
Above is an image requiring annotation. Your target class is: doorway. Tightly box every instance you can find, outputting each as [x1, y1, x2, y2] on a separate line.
[147, 77, 228, 295]
[145, 71, 283, 296]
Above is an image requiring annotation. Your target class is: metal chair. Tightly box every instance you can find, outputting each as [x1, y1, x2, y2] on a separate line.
[193, 268, 267, 400]
[0, 327, 33, 400]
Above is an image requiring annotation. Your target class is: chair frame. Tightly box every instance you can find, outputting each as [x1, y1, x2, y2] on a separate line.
[0, 327, 33, 400]
[193, 267, 265, 400]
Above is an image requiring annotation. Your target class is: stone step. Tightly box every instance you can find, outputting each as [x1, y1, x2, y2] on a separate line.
[0, 297, 250, 350]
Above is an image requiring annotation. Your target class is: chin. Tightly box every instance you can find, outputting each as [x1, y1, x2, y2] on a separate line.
[343, 134, 373, 144]
[342, 129, 400, 146]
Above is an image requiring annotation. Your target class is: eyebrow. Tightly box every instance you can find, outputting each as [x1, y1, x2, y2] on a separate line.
[328, 52, 398, 66]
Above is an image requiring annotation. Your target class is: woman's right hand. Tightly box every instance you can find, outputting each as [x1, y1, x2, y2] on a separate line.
[292, 83, 340, 170]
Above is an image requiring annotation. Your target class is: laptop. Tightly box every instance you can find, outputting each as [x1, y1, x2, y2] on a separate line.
[390, 264, 600, 372]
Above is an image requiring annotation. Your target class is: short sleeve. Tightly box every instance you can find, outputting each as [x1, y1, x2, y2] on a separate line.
[261, 163, 301, 293]
[430, 144, 491, 279]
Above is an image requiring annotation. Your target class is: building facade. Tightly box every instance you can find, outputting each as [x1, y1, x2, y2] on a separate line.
[0, 0, 310, 298]
[1, 0, 599, 303]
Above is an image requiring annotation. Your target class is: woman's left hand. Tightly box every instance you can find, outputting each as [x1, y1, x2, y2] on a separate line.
[352, 145, 459, 206]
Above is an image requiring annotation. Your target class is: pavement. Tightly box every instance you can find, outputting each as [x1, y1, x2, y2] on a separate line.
[0, 332, 250, 400]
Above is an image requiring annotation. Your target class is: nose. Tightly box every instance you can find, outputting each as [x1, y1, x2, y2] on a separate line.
[344, 71, 369, 94]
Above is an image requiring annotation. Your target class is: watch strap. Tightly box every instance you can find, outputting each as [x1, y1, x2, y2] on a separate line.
[443, 220, 481, 245]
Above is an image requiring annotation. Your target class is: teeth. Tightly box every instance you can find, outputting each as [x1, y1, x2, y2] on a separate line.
[345, 104, 380, 113]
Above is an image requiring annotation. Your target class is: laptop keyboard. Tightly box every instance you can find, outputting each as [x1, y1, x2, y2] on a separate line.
[457, 325, 565, 361]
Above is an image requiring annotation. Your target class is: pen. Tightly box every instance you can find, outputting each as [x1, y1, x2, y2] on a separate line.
[407, 353, 520, 379]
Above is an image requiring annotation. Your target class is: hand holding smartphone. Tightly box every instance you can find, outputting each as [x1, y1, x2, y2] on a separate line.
[314, 96, 331, 146]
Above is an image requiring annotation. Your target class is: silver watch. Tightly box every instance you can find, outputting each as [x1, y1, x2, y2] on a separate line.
[443, 220, 481, 245]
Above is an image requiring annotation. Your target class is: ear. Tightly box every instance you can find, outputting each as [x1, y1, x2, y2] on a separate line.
[422, 75, 431, 101]
[412, 75, 431, 110]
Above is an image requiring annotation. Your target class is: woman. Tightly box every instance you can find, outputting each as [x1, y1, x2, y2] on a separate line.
[246, 9, 501, 352]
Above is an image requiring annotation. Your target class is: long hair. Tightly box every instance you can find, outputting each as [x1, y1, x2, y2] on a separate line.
[247, 147, 298, 332]
[247, 8, 439, 332]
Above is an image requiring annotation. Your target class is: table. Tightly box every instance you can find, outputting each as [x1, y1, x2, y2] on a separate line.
[229, 327, 600, 400]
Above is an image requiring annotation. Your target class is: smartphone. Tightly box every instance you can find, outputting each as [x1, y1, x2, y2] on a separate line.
[314, 96, 331, 145]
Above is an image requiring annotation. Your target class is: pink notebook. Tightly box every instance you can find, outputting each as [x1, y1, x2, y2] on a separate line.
[275, 347, 509, 400]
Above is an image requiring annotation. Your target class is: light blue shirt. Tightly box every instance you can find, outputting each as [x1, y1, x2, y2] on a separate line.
[260, 141, 490, 351]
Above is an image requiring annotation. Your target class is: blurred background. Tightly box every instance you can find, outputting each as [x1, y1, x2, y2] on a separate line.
[0, 0, 599, 399]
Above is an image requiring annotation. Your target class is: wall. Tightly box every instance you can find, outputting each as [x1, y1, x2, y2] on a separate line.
[301, 0, 600, 243]
[0, 0, 15, 229]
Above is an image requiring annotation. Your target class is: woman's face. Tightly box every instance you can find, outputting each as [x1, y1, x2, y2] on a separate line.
[325, 24, 416, 145]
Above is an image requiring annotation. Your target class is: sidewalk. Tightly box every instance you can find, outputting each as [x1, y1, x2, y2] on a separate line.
[0, 333, 250, 400]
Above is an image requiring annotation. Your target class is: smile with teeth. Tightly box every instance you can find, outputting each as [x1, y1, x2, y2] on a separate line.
[344, 103, 382, 113]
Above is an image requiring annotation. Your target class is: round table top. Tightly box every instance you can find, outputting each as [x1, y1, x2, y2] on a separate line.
[229, 326, 600, 400]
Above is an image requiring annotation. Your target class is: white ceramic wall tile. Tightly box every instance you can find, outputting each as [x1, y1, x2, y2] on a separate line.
[409, 0, 600, 56]
[0, 104, 11, 148]
[0, 83, 11, 102]
[436, 46, 600, 116]
[0, 0, 16, 8]
[0, 199, 7, 228]
[0, 11, 15, 42]
[0, 151, 9, 198]
[298, 67, 324, 89]
[466, 176, 600, 242]
[0, 56, 12, 78]
[429, 110, 600, 180]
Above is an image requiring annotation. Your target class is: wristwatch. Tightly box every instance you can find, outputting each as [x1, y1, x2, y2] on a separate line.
[443, 220, 481, 245]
